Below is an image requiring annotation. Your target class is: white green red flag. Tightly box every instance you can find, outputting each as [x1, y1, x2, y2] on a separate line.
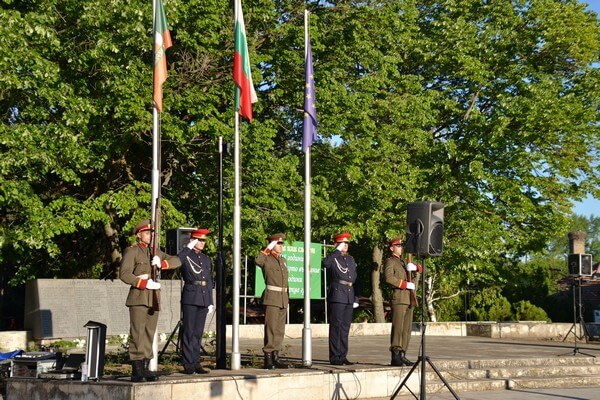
[153, 0, 172, 112]
[233, 0, 258, 121]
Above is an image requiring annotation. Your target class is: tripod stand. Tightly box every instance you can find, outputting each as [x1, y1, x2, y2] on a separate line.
[390, 257, 460, 400]
[559, 276, 595, 357]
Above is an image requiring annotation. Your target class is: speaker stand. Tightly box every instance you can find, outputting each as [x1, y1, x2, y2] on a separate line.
[559, 277, 595, 358]
[390, 258, 460, 400]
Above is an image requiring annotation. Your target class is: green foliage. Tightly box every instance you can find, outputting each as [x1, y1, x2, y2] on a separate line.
[0, 0, 599, 328]
[468, 287, 512, 321]
[512, 300, 551, 322]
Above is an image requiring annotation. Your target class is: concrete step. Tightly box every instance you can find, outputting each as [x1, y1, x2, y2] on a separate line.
[412, 357, 600, 394]
[508, 374, 600, 390]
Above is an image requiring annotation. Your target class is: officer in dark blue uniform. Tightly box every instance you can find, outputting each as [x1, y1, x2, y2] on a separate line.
[323, 232, 359, 365]
[177, 228, 214, 374]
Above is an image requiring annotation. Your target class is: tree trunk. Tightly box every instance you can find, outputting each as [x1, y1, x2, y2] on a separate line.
[371, 246, 386, 323]
[103, 207, 123, 279]
[426, 275, 437, 322]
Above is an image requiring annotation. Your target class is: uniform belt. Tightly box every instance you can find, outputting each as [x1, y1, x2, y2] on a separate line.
[266, 284, 287, 292]
[186, 281, 208, 286]
[334, 279, 353, 286]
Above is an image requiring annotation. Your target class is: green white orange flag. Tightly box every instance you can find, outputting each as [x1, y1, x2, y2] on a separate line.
[153, 0, 172, 112]
[233, 0, 258, 121]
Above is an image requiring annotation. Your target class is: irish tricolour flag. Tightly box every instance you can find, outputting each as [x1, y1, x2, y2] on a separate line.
[233, 0, 258, 121]
[153, 0, 172, 112]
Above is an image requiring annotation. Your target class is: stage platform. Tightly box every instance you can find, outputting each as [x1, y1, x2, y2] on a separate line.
[6, 335, 600, 400]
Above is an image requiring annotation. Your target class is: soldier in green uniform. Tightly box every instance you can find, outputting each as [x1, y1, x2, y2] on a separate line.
[255, 233, 290, 369]
[384, 236, 421, 366]
[119, 219, 181, 382]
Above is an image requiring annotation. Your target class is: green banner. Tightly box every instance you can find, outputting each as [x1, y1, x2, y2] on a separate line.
[255, 241, 322, 299]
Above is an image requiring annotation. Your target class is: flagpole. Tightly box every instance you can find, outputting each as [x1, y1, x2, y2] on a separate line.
[302, 9, 313, 368]
[231, 111, 242, 370]
[149, 0, 160, 373]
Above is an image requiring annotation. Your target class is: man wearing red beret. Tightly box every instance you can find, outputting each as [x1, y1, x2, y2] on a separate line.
[255, 233, 290, 369]
[120, 219, 181, 382]
[384, 236, 421, 366]
[323, 232, 359, 365]
[177, 228, 214, 374]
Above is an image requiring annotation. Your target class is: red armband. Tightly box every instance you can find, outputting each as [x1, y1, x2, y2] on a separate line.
[399, 280, 407, 290]
[136, 279, 148, 290]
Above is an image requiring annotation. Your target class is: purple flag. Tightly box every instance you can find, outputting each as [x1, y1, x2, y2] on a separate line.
[302, 37, 318, 152]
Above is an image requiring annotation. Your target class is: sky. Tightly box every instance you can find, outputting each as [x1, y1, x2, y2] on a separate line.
[570, 1, 599, 217]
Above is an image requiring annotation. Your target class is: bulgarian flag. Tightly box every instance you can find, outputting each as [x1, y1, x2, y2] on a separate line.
[233, 0, 258, 121]
[153, 0, 172, 112]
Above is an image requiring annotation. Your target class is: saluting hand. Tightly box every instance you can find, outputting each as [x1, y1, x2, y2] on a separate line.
[187, 239, 199, 249]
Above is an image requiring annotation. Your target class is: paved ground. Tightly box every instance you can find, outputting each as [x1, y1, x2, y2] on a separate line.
[229, 334, 600, 366]
[223, 334, 600, 399]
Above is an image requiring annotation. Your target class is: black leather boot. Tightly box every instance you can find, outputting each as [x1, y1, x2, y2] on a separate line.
[264, 352, 275, 370]
[391, 348, 403, 366]
[400, 350, 414, 366]
[131, 360, 144, 382]
[143, 358, 159, 382]
[272, 351, 290, 369]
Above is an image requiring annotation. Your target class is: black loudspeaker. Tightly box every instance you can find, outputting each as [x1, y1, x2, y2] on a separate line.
[166, 228, 195, 255]
[405, 201, 444, 256]
[568, 253, 592, 276]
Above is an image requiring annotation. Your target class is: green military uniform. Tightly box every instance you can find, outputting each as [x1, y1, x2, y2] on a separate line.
[256, 233, 289, 369]
[120, 231, 181, 363]
[384, 254, 415, 352]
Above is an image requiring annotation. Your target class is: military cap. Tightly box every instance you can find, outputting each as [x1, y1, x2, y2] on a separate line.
[388, 236, 404, 246]
[191, 228, 210, 239]
[133, 219, 153, 235]
[333, 232, 351, 243]
[267, 233, 286, 242]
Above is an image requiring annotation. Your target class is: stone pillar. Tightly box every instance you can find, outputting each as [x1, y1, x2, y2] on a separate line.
[568, 231, 586, 254]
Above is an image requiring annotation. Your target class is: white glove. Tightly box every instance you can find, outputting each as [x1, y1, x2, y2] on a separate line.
[208, 305, 214, 313]
[266, 240, 278, 251]
[151, 256, 161, 268]
[187, 239, 199, 249]
[406, 262, 417, 272]
[146, 279, 161, 290]
[353, 302, 359, 309]
[405, 282, 416, 290]
[336, 243, 345, 252]
[137, 274, 149, 280]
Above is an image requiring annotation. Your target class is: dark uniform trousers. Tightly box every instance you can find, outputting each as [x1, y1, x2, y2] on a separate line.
[255, 251, 289, 354]
[178, 247, 213, 370]
[328, 302, 353, 362]
[384, 255, 415, 351]
[323, 250, 358, 363]
[181, 304, 209, 369]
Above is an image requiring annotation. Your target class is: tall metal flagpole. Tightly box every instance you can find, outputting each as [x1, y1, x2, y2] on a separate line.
[231, 112, 242, 370]
[149, 0, 160, 373]
[302, 9, 313, 367]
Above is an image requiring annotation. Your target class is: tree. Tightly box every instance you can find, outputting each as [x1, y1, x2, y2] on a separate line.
[1, 0, 598, 328]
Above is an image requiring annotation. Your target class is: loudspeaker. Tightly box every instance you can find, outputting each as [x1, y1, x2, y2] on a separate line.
[567, 253, 592, 276]
[166, 228, 195, 255]
[405, 201, 444, 256]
